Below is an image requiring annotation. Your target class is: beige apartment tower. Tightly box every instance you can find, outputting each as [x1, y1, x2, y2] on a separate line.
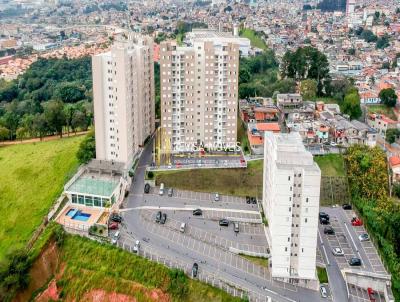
[92, 33, 155, 168]
[160, 38, 239, 152]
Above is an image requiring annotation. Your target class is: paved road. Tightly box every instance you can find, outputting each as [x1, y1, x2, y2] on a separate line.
[122, 139, 325, 302]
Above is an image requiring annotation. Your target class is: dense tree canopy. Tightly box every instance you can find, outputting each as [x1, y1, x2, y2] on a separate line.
[379, 88, 398, 107]
[341, 90, 362, 119]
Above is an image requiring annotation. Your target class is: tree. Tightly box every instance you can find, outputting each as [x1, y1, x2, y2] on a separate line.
[32, 113, 47, 140]
[376, 34, 390, 49]
[385, 128, 400, 144]
[43, 100, 66, 137]
[55, 82, 85, 103]
[341, 92, 362, 119]
[0, 126, 10, 142]
[71, 110, 88, 131]
[361, 29, 377, 43]
[77, 132, 96, 164]
[348, 48, 356, 55]
[300, 79, 317, 100]
[16, 127, 28, 141]
[382, 62, 391, 70]
[379, 88, 398, 107]
[64, 103, 76, 136]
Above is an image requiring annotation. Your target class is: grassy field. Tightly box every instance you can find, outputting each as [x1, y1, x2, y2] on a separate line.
[366, 105, 397, 120]
[238, 117, 250, 154]
[314, 154, 345, 177]
[239, 28, 267, 51]
[240, 254, 268, 268]
[55, 234, 244, 302]
[317, 267, 328, 284]
[0, 136, 83, 260]
[156, 160, 263, 198]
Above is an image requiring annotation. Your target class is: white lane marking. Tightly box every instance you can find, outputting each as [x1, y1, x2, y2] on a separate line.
[344, 223, 365, 268]
[319, 230, 330, 266]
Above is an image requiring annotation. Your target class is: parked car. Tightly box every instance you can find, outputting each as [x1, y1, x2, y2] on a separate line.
[160, 213, 167, 224]
[155, 211, 162, 223]
[319, 212, 330, 220]
[330, 142, 337, 147]
[133, 240, 140, 253]
[214, 193, 220, 201]
[349, 257, 362, 266]
[234, 222, 239, 233]
[109, 222, 119, 230]
[251, 197, 257, 204]
[367, 287, 376, 302]
[359, 233, 370, 242]
[219, 219, 229, 226]
[320, 285, 328, 298]
[332, 247, 344, 256]
[320, 217, 330, 225]
[193, 209, 203, 216]
[246, 196, 251, 204]
[111, 213, 122, 223]
[111, 231, 120, 244]
[324, 226, 335, 235]
[351, 217, 363, 226]
[342, 203, 352, 210]
[144, 183, 150, 194]
[168, 187, 173, 197]
[180, 222, 186, 233]
[159, 183, 165, 195]
[192, 263, 199, 278]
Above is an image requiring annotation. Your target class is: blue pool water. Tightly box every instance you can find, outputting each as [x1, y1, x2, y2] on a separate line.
[66, 208, 78, 217]
[66, 209, 91, 221]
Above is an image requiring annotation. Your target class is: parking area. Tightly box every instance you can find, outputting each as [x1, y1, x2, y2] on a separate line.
[138, 209, 272, 281]
[348, 285, 386, 302]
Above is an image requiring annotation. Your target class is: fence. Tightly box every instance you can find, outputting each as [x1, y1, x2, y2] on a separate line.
[147, 161, 247, 172]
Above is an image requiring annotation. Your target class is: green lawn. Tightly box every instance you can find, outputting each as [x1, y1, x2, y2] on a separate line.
[55, 233, 243, 302]
[314, 154, 345, 177]
[239, 28, 267, 51]
[0, 136, 83, 260]
[155, 160, 263, 198]
[367, 105, 396, 120]
[240, 254, 268, 268]
[317, 267, 328, 284]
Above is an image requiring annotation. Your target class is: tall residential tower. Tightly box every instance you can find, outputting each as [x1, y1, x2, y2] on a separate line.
[92, 33, 155, 167]
[159, 35, 239, 151]
[262, 132, 321, 286]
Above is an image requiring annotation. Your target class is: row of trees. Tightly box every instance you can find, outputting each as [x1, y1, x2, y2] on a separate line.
[344, 145, 400, 300]
[353, 27, 391, 49]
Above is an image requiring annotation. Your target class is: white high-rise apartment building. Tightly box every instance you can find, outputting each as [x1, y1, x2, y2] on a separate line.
[92, 33, 155, 167]
[262, 132, 320, 283]
[160, 36, 239, 152]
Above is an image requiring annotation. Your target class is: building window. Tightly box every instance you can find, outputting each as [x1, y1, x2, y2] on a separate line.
[78, 195, 84, 205]
[306, 198, 309, 202]
[305, 218, 308, 223]
[285, 247, 288, 252]
[72, 194, 77, 203]
[288, 176, 291, 181]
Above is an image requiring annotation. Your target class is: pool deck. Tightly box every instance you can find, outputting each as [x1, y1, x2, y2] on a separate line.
[57, 204, 105, 230]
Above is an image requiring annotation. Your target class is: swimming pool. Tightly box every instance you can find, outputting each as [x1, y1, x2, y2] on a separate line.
[66, 209, 91, 222]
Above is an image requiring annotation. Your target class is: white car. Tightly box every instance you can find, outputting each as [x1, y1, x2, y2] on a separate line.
[111, 231, 120, 244]
[332, 247, 344, 256]
[320, 285, 328, 298]
[214, 193, 220, 201]
[133, 240, 140, 253]
[330, 142, 337, 147]
[359, 233, 370, 242]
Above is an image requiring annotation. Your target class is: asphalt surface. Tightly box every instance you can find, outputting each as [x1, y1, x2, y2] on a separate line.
[120, 139, 327, 302]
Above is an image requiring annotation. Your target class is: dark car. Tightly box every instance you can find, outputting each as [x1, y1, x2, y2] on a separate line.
[193, 209, 203, 216]
[219, 219, 229, 226]
[109, 222, 119, 230]
[319, 212, 330, 220]
[342, 203, 352, 210]
[111, 214, 122, 223]
[251, 197, 257, 204]
[349, 257, 362, 266]
[192, 263, 199, 278]
[324, 226, 335, 235]
[320, 217, 330, 225]
[144, 183, 150, 194]
[246, 196, 251, 204]
[160, 213, 167, 224]
[155, 211, 162, 223]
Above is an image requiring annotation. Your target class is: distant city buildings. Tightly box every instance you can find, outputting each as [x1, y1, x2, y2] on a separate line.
[160, 32, 239, 152]
[262, 132, 320, 285]
[92, 33, 155, 167]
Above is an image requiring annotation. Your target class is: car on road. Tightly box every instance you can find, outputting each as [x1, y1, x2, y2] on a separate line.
[349, 257, 362, 266]
[109, 222, 119, 230]
[155, 211, 162, 223]
[168, 187, 173, 197]
[192, 263, 199, 278]
[342, 203, 352, 210]
[359, 233, 370, 242]
[234, 222, 239, 233]
[193, 209, 203, 216]
[214, 193, 220, 201]
[320, 285, 328, 298]
[367, 287, 376, 302]
[219, 219, 229, 226]
[111, 213, 122, 223]
[160, 213, 167, 224]
[351, 217, 363, 226]
[144, 183, 150, 194]
[133, 240, 140, 253]
[332, 247, 344, 256]
[180, 222, 186, 233]
[320, 217, 330, 225]
[159, 183, 165, 195]
[111, 231, 120, 244]
[324, 226, 335, 235]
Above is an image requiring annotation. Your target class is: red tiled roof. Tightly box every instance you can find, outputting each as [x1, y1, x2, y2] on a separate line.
[389, 156, 400, 167]
[256, 123, 280, 132]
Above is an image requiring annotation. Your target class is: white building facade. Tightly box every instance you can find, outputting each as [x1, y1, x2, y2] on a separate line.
[92, 33, 155, 168]
[262, 132, 320, 285]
